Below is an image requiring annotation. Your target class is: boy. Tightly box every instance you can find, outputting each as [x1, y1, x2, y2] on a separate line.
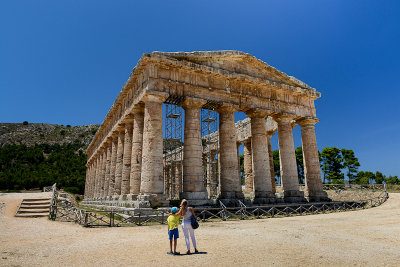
[167, 206, 181, 255]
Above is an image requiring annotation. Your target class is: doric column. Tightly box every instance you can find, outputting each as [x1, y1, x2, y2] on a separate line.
[243, 138, 253, 194]
[108, 133, 118, 196]
[207, 150, 217, 197]
[139, 93, 168, 205]
[298, 118, 328, 201]
[94, 154, 101, 198]
[99, 147, 107, 198]
[275, 115, 305, 202]
[218, 104, 243, 199]
[182, 98, 207, 200]
[103, 139, 112, 197]
[121, 120, 133, 195]
[247, 110, 275, 203]
[114, 126, 125, 195]
[130, 105, 145, 194]
[175, 161, 182, 199]
[84, 165, 90, 198]
[267, 131, 276, 193]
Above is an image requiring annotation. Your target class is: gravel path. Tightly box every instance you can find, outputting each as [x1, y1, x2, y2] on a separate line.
[1, 193, 399, 266]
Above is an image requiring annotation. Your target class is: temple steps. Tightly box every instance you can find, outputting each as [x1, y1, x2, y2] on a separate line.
[15, 198, 51, 218]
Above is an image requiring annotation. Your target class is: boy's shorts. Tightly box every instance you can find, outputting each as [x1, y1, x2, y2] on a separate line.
[169, 228, 179, 240]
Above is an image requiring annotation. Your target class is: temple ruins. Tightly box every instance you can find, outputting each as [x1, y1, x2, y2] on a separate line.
[83, 51, 328, 208]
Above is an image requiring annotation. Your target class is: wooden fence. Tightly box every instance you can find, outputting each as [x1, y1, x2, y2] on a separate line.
[49, 189, 389, 228]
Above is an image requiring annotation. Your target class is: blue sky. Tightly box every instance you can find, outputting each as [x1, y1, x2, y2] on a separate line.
[1, 1, 399, 176]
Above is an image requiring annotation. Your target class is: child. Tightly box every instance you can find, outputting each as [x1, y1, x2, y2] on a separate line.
[167, 206, 181, 255]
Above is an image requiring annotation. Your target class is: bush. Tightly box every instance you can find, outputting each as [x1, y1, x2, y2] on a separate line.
[60, 130, 66, 136]
[23, 121, 28, 125]
[66, 125, 71, 128]
[63, 187, 81, 195]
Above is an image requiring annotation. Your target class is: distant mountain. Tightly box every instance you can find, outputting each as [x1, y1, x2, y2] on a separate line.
[0, 123, 100, 148]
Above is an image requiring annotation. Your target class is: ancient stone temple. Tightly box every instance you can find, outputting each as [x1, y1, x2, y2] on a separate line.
[83, 51, 328, 208]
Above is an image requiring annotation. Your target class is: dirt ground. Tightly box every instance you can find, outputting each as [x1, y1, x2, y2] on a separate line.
[1, 192, 399, 267]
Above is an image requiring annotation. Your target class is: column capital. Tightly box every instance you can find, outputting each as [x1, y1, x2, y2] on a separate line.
[272, 114, 295, 124]
[217, 103, 238, 113]
[131, 103, 145, 114]
[243, 137, 252, 144]
[111, 131, 119, 138]
[116, 124, 125, 132]
[246, 108, 269, 118]
[106, 137, 113, 144]
[297, 117, 319, 126]
[182, 97, 207, 109]
[266, 130, 275, 138]
[123, 114, 134, 124]
[142, 91, 169, 103]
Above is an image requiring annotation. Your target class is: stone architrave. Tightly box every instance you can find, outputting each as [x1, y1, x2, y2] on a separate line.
[182, 98, 207, 200]
[247, 110, 274, 203]
[108, 134, 118, 196]
[139, 93, 168, 205]
[218, 104, 243, 199]
[103, 139, 112, 197]
[267, 131, 276, 193]
[114, 127, 125, 195]
[130, 106, 145, 195]
[298, 118, 328, 201]
[243, 138, 253, 194]
[121, 120, 133, 195]
[275, 115, 305, 202]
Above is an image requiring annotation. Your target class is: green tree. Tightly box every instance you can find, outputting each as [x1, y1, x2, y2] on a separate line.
[295, 146, 304, 184]
[341, 149, 360, 183]
[320, 147, 344, 183]
[272, 150, 280, 183]
[374, 171, 385, 184]
[355, 171, 374, 184]
[385, 175, 400, 185]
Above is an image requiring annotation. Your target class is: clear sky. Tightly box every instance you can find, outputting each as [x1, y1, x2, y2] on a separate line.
[1, 1, 399, 176]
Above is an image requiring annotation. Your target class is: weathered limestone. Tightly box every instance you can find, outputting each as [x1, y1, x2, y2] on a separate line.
[267, 131, 276, 194]
[130, 107, 145, 195]
[243, 139, 253, 194]
[207, 150, 218, 197]
[121, 121, 133, 195]
[103, 139, 112, 197]
[114, 128, 125, 195]
[108, 134, 118, 196]
[182, 98, 207, 200]
[218, 104, 243, 200]
[139, 93, 168, 206]
[99, 147, 107, 197]
[83, 51, 328, 207]
[298, 118, 329, 201]
[248, 110, 275, 203]
[276, 115, 305, 202]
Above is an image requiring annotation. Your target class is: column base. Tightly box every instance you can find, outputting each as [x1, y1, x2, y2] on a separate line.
[220, 191, 244, 199]
[306, 190, 330, 202]
[180, 191, 213, 206]
[137, 193, 169, 208]
[283, 190, 307, 203]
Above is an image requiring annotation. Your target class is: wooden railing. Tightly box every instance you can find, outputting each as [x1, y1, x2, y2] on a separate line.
[49, 186, 389, 227]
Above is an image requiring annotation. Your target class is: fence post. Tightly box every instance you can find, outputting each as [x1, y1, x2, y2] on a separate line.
[84, 212, 88, 227]
[110, 211, 114, 227]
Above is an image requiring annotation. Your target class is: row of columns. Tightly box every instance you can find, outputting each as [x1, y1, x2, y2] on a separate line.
[84, 94, 326, 203]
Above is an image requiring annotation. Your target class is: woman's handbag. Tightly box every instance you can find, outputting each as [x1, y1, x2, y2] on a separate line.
[191, 216, 199, 229]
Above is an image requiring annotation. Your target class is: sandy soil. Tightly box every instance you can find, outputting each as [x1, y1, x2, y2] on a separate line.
[0, 193, 399, 267]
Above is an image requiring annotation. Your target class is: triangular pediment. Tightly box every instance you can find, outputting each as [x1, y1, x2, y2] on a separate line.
[147, 51, 314, 91]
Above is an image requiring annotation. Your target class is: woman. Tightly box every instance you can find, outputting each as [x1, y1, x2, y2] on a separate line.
[180, 199, 198, 254]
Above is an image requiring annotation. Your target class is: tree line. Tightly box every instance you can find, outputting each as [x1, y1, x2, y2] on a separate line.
[240, 146, 399, 185]
[0, 143, 87, 194]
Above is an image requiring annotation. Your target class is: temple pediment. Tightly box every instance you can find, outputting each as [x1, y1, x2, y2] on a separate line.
[144, 51, 315, 92]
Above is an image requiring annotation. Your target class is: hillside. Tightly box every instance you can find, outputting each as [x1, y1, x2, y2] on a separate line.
[0, 122, 100, 193]
[0, 123, 99, 148]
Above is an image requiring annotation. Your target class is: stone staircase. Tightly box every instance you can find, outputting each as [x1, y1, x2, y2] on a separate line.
[15, 198, 51, 217]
